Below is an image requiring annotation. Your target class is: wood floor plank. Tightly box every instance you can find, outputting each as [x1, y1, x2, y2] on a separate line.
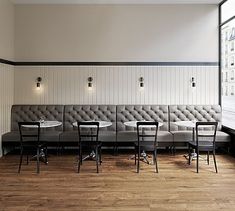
[0, 153, 235, 211]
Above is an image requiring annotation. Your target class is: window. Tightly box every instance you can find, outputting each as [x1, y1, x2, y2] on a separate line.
[225, 57, 228, 68]
[231, 28, 235, 39]
[231, 70, 235, 80]
[220, 0, 235, 129]
[231, 56, 234, 66]
[221, 0, 235, 23]
[231, 41, 234, 51]
[231, 85, 234, 95]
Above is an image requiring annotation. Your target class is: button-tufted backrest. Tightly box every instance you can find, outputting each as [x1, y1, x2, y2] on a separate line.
[117, 105, 169, 131]
[11, 105, 63, 131]
[64, 105, 116, 131]
[169, 105, 222, 131]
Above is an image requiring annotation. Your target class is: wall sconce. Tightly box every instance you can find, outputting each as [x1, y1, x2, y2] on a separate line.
[139, 77, 144, 88]
[88, 77, 93, 89]
[191, 77, 196, 88]
[36, 77, 42, 90]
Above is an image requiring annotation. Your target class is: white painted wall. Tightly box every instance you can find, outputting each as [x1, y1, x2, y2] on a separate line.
[0, 0, 15, 156]
[13, 4, 219, 105]
[0, 0, 15, 60]
[15, 4, 218, 62]
[0, 64, 14, 156]
[14, 65, 219, 105]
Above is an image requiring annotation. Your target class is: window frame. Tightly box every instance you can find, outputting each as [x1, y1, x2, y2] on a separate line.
[219, 0, 235, 129]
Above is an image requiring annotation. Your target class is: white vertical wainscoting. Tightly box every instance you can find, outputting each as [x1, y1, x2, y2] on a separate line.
[0, 63, 14, 157]
[14, 65, 219, 105]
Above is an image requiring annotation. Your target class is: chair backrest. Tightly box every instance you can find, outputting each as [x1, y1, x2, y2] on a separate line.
[77, 121, 100, 144]
[196, 122, 218, 146]
[137, 122, 159, 147]
[18, 122, 40, 145]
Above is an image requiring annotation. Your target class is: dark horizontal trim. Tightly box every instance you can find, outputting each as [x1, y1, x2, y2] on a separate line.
[220, 15, 235, 27]
[0, 58, 15, 66]
[0, 59, 219, 67]
[14, 61, 219, 66]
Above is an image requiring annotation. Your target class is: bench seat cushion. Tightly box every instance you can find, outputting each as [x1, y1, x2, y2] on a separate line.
[60, 131, 116, 143]
[117, 131, 173, 143]
[117, 131, 137, 142]
[171, 131, 231, 143]
[2, 131, 61, 144]
[144, 131, 173, 143]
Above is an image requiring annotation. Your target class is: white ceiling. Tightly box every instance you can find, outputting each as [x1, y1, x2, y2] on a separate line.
[10, 0, 223, 5]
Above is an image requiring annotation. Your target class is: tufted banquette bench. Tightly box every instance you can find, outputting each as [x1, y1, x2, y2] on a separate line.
[169, 105, 230, 149]
[1, 104, 231, 154]
[2, 105, 63, 154]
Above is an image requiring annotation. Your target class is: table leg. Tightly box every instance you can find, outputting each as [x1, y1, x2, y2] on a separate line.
[31, 149, 48, 164]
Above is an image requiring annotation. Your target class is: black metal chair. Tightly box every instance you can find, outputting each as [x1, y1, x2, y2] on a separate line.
[134, 122, 159, 173]
[188, 122, 218, 173]
[18, 122, 47, 174]
[77, 121, 101, 173]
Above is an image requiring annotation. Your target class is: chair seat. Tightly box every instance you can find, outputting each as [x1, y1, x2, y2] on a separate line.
[60, 131, 116, 143]
[143, 131, 173, 143]
[2, 131, 61, 143]
[134, 141, 156, 151]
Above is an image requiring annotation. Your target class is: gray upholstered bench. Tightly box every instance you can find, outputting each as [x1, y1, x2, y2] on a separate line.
[1, 104, 231, 154]
[169, 105, 230, 149]
[2, 105, 63, 154]
[116, 105, 173, 147]
[60, 105, 116, 146]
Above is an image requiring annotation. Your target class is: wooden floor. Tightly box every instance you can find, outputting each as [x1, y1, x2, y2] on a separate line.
[0, 152, 235, 211]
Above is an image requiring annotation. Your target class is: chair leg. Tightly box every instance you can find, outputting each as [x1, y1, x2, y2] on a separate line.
[18, 148, 23, 173]
[207, 151, 210, 165]
[99, 146, 102, 165]
[36, 148, 40, 174]
[80, 145, 83, 165]
[213, 150, 218, 173]
[96, 146, 99, 173]
[78, 159, 81, 173]
[56, 141, 61, 156]
[26, 153, 29, 165]
[113, 140, 118, 156]
[137, 146, 140, 173]
[134, 147, 137, 165]
[196, 148, 199, 173]
[2, 147, 5, 156]
[154, 149, 158, 173]
[171, 143, 176, 156]
[78, 146, 82, 173]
